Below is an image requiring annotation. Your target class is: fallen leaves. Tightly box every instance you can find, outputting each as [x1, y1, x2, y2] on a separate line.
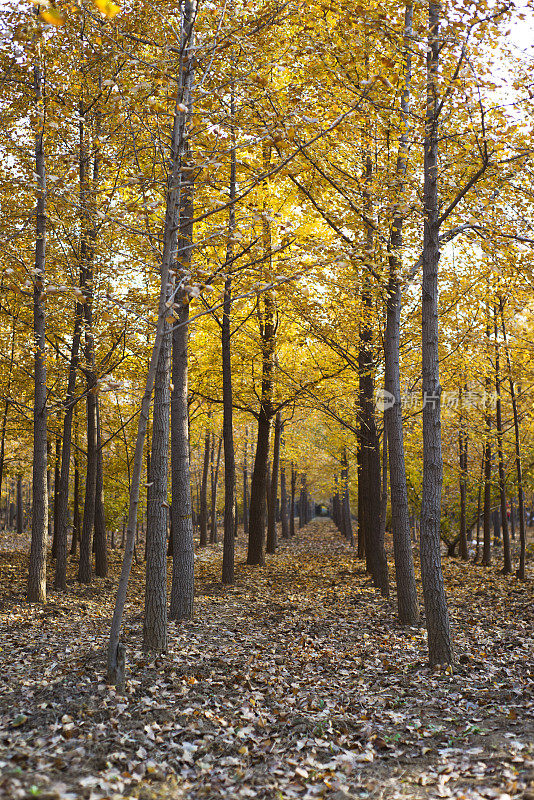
[0, 520, 532, 800]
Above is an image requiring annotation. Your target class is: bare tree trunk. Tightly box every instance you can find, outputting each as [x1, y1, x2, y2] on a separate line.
[420, 0, 453, 665]
[77, 100, 98, 585]
[71, 452, 80, 557]
[383, 0, 418, 622]
[52, 434, 60, 558]
[280, 463, 289, 539]
[243, 429, 249, 537]
[210, 435, 222, 544]
[107, 0, 195, 683]
[143, 323, 171, 652]
[16, 474, 23, 536]
[266, 412, 281, 554]
[494, 309, 512, 574]
[169, 294, 195, 618]
[458, 384, 469, 561]
[94, 401, 108, 577]
[341, 449, 354, 545]
[199, 429, 210, 547]
[290, 464, 296, 537]
[54, 304, 82, 589]
[247, 144, 276, 566]
[27, 60, 48, 604]
[499, 299, 527, 579]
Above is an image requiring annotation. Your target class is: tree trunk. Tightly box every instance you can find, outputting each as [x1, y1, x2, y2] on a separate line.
[54, 304, 82, 589]
[169, 131, 196, 619]
[210, 435, 222, 544]
[420, 0, 452, 665]
[280, 463, 289, 539]
[16, 474, 23, 536]
[494, 310, 512, 573]
[221, 92, 236, 584]
[243, 428, 249, 537]
[107, 0, 195, 684]
[290, 465, 296, 537]
[199, 429, 210, 547]
[71, 453, 80, 556]
[458, 384, 469, 561]
[143, 323, 171, 652]
[383, 0, 418, 621]
[499, 298, 526, 579]
[341, 450, 354, 545]
[266, 412, 281, 554]
[27, 60, 48, 604]
[247, 144, 276, 566]
[94, 401, 108, 577]
[52, 435, 60, 558]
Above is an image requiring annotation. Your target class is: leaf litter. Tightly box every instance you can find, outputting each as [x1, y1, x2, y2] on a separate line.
[0, 519, 532, 800]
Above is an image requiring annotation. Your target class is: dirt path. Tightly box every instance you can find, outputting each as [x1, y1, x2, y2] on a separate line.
[0, 519, 532, 799]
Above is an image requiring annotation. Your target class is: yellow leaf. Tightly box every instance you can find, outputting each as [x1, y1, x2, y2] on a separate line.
[94, 0, 121, 18]
[40, 6, 65, 25]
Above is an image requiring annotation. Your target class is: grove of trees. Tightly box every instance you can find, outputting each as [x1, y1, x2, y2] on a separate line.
[1, 0, 533, 683]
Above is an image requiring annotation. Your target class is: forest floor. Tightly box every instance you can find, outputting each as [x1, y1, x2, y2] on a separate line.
[0, 520, 532, 800]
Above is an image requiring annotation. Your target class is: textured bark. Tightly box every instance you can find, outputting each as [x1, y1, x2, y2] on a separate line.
[16, 475, 23, 536]
[169, 146, 196, 620]
[290, 465, 296, 537]
[266, 412, 281, 554]
[494, 312, 512, 574]
[242, 429, 249, 536]
[222, 95, 236, 584]
[280, 463, 289, 539]
[107, 1, 195, 683]
[359, 155, 389, 596]
[77, 98, 98, 586]
[143, 325, 170, 652]
[0, 316, 16, 511]
[94, 402, 108, 577]
[458, 385, 469, 561]
[52, 435, 60, 558]
[341, 450, 354, 545]
[70, 454, 80, 556]
[247, 144, 276, 565]
[420, 0, 453, 665]
[199, 429, 210, 547]
[384, 0, 419, 621]
[210, 436, 222, 544]
[27, 61, 48, 604]
[54, 304, 82, 589]
[499, 299, 526, 579]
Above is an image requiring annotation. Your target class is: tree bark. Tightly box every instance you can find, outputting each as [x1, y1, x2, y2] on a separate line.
[247, 144, 276, 566]
[499, 298, 527, 579]
[27, 60, 48, 604]
[458, 384, 469, 561]
[210, 435, 222, 544]
[494, 310, 512, 573]
[243, 428, 249, 537]
[143, 323, 171, 652]
[266, 411, 282, 554]
[280, 462, 289, 539]
[420, 0, 453, 665]
[107, 0, 196, 683]
[94, 400, 108, 577]
[222, 90, 236, 584]
[290, 465, 296, 537]
[383, 0, 419, 622]
[54, 304, 82, 589]
[199, 428, 210, 547]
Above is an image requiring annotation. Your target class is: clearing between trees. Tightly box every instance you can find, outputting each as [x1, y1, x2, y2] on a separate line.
[0, 519, 532, 800]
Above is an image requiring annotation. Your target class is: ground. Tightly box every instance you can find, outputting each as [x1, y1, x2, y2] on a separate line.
[0, 520, 532, 800]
